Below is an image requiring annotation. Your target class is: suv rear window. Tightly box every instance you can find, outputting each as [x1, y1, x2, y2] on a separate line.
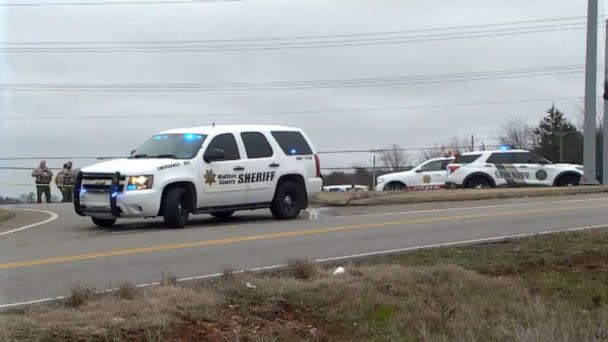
[487, 152, 521, 164]
[453, 154, 481, 164]
[271, 131, 313, 155]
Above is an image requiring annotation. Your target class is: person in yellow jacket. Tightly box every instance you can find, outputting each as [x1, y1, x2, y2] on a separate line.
[31, 160, 53, 203]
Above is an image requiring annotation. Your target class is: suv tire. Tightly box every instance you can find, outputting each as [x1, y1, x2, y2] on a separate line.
[92, 217, 116, 227]
[210, 210, 235, 219]
[384, 182, 406, 191]
[466, 176, 491, 189]
[556, 174, 580, 187]
[163, 187, 190, 228]
[271, 181, 304, 220]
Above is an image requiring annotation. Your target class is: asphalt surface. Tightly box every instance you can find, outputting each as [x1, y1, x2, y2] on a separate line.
[2, 193, 608, 307]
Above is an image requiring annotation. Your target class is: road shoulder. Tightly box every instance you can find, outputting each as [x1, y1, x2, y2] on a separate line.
[0, 207, 55, 235]
[313, 186, 608, 206]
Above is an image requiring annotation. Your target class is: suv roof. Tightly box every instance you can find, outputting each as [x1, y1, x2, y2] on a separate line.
[160, 125, 301, 135]
[460, 149, 529, 155]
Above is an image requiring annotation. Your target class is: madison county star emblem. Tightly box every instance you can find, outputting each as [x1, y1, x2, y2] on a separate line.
[204, 169, 216, 186]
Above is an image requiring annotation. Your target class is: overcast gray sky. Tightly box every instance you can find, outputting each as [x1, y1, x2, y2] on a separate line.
[0, 0, 605, 196]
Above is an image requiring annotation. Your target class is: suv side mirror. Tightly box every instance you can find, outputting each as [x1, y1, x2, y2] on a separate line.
[204, 148, 226, 163]
[130, 149, 136, 156]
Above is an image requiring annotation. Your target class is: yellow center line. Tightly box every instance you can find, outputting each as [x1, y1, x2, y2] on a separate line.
[1, 203, 607, 270]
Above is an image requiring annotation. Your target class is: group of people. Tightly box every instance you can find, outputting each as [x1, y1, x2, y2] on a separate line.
[31, 160, 76, 203]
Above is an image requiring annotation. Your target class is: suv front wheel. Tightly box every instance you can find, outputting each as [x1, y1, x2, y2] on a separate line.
[92, 217, 116, 227]
[271, 181, 304, 220]
[163, 187, 190, 228]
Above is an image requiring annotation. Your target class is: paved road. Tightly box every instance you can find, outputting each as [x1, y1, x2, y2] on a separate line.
[2, 193, 608, 307]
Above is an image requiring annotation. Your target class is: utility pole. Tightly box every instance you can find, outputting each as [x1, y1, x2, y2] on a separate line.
[603, 19, 608, 184]
[470, 134, 475, 151]
[371, 154, 376, 189]
[583, 0, 599, 184]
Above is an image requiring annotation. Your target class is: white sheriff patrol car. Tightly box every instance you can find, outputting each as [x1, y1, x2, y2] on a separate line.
[445, 149, 583, 188]
[74, 125, 323, 228]
[375, 157, 454, 191]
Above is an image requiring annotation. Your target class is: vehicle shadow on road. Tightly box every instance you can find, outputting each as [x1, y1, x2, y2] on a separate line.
[86, 213, 308, 234]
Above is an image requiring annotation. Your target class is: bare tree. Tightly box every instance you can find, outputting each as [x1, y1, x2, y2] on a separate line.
[417, 136, 472, 162]
[496, 117, 536, 150]
[379, 144, 409, 171]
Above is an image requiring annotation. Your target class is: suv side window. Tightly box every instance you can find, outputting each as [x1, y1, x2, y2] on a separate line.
[487, 152, 519, 164]
[241, 132, 273, 158]
[419, 160, 444, 172]
[513, 152, 536, 164]
[204, 133, 240, 161]
[271, 131, 313, 155]
[440, 159, 453, 170]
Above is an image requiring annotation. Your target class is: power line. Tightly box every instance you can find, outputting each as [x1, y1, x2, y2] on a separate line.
[0, 65, 589, 92]
[0, 144, 499, 163]
[0, 0, 240, 6]
[0, 96, 585, 120]
[0, 17, 589, 45]
[0, 25, 589, 53]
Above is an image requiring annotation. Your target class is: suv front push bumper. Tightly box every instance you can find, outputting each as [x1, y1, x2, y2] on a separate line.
[74, 171, 122, 218]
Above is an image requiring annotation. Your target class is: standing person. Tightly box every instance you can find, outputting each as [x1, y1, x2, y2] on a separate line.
[31, 160, 53, 203]
[56, 161, 75, 202]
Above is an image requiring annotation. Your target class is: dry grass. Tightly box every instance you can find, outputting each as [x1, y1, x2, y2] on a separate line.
[287, 257, 318, 280]
[2, 229, 608, 341]
[67, 284, 96, 308]
[116, 282, 138, 301]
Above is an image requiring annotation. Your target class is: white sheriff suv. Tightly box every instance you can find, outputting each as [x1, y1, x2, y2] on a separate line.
[445, 149, 583, 189]
[74, 125, 323, 228]
[375, 157, 454, 191]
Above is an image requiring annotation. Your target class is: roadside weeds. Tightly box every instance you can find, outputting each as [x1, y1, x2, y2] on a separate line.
[2, 229, 608, 341]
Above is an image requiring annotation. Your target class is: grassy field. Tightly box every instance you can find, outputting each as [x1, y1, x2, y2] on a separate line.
[0, 209, 15, 222]
[2, 229, 608, 341]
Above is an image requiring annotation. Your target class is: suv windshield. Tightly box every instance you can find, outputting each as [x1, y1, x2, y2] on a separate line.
[132, 134, 207, 159]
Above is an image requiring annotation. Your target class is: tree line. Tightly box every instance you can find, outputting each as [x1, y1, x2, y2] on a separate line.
[324, 104, 594, 188]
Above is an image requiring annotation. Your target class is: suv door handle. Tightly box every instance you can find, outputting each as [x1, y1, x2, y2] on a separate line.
[269, 163, 280, 168]
[233, 166, 245, 171]
[519, 166, 528, 168]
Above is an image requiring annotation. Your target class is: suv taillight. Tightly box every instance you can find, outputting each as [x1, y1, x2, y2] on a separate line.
[314, 154, 321, 177]
[448, 165, 460, 174]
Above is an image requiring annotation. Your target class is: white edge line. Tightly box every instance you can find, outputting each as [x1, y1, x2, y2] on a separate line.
[321, 196, 608, 220]
[2, 223, 606, 310]
[0, 208, 58, 237]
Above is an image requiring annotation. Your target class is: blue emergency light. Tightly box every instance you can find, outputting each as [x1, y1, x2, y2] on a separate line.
[184, 134, 202, 141]
[499, 144, 512, 151]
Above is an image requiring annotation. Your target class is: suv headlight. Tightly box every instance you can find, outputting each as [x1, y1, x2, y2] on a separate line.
[377, 177, 385, 184]
[126, 175, 154, 190]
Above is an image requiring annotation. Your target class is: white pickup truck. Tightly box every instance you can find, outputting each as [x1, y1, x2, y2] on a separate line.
[74, 125, 323, 228]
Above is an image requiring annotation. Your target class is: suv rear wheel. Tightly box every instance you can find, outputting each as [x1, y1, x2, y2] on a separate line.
[92, 217, 116, 227]
[466, 176, 491, 189]
[210, 211, 235, 220]
[163, 187, 190, 228]
[271, 181, 304, 220]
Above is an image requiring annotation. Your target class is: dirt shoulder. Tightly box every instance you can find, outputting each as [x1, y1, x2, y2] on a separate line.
[313, 186, 608, 206]
[0, 209, 15, 223]
[2, 228, 608, 341]
[0, 207, 53, 233]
